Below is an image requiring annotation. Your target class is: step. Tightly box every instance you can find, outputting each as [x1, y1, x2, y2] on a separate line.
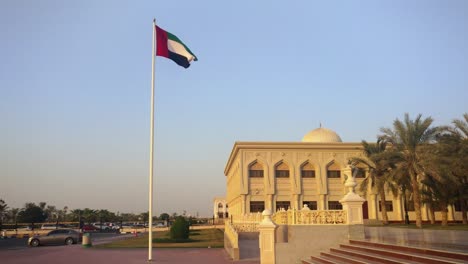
[349, 240, 468, 262]
[321, 251, 380, 264]
[305, 255, 341, 264]
[330, 247, 420, 264]
[340, 244, 464, 264]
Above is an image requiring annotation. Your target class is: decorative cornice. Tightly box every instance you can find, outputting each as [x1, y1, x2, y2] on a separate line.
[224, 141, 362, 176]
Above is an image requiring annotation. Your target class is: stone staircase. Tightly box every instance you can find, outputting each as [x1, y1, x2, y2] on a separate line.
[302, 240, 468, 264]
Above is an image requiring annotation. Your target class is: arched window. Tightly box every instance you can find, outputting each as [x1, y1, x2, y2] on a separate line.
[218, 203, 223, 210]
[301, 162, 315, 178]
[352, 165, 366, 178]
[327, 162, 341, 178]
[249, 161, 264, 178]
[275, 162, 289, 178]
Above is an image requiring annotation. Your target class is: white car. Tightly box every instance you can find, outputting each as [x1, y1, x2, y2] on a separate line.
[41, 224, 63, 230]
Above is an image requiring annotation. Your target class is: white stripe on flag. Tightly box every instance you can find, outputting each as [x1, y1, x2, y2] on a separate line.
[167, 39, 195, 62]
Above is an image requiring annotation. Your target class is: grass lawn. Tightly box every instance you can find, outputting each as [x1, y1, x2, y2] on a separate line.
[96, 228, 224, 249]
[366, 223, 468, 231]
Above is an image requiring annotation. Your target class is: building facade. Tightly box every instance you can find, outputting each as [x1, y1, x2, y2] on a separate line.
[213, 197, 228, 219]
[224, 127, 463, 222]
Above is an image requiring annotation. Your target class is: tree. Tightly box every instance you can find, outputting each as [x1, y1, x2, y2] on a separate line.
[62, 206, 69, 222]
[9, 208, 20, 225]
[45, 205, 57, 222]
[349, 139, 401, 224]
[17, 203, 47, 225]
[81, 208, 98, 224]
[169, 216, 189, 240]
[421, 172, 458, 226]
[450, 113, 468, 224]
[159, 213, 170, 221]
[381, 113, 439, 228]
[0, 199, 8, 230]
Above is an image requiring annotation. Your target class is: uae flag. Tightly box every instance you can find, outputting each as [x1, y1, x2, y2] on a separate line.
[156, 26, 197, 68]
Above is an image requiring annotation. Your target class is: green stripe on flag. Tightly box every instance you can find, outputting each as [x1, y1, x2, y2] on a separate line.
[167, 32, 197, 61]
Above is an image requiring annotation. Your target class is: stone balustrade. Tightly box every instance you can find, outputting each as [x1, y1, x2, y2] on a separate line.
[224, 220, 240, 260]
[230, 207, 347, 230]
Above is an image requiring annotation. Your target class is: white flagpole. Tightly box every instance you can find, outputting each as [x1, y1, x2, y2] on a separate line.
[148, 18, 156, 261]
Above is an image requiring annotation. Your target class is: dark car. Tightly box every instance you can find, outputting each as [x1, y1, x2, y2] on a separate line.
[28, 229, 81, 247]
[82, 225, 98, 232]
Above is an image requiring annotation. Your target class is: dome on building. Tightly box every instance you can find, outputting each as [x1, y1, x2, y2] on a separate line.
[302, 127, 343, 143]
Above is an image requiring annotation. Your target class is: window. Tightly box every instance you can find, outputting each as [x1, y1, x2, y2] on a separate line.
[454, 200, 466, 212]
[378, 201, 394, 212]
[406, 201, 415, 212]
[301, 162, 315, 178]
[327, 170, 341, 178]
[353, 167, 366, 178]
[249, 161, 264, 178]
[327, 162, 341, 178]
[250, 201, 265, 213]
[275, 162, 289, 178]
[303, 201, 317, 210]
[328, 201, 343, 210]
[276, 201, 290, 211]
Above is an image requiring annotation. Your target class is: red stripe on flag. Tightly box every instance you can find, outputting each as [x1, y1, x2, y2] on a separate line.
[156, 26, 169, 58]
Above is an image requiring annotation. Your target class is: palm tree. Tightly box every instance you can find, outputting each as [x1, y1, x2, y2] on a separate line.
[45, 205, 57, 222]
[421, 172, 458, 226]
[0, 199, 8, 228]
[349, 139, 400, 224]
[9, 208, 20, 228]
[380, 113, 439, 228]
[450, 113, 468, 224]
[62, 206, 68, 222]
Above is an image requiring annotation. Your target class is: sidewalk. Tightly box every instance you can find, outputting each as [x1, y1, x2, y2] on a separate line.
[0, 246, 260, 264]
[364, 226, 468, 253]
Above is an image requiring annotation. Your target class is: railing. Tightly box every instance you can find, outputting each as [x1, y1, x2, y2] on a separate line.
[272, 208, 347, 225]
[224, 221, 239, 249]
[230, 208, 347, 232]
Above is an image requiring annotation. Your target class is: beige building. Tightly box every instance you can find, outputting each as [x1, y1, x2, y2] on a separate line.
[224, 127, 463, 222]
[213, 197, 228, 219]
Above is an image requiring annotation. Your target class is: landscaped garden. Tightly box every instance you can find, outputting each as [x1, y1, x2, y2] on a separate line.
[96, 228, 224, 248]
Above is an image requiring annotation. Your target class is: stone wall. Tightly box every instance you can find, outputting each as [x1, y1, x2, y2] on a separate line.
[275, 225, 364, 264]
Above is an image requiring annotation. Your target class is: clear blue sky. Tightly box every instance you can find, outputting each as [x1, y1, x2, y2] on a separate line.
[1, 0, 467, 217]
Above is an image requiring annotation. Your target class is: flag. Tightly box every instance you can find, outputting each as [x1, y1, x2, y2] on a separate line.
[156, 26, 197, 68]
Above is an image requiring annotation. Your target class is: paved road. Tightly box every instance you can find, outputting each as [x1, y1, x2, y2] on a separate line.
[0, 246, 259, 264]
[0, 232, 124, 250]
[0, 233, 259, 264]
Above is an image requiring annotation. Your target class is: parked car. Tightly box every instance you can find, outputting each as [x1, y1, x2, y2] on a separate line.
[82, 225, 98, 232]
[92, 223, 111, 230]
[28, 229, 81, 247]
[41, 224, 64, 230]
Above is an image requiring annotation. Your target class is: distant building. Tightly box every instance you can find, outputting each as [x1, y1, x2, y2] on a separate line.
[223, 127, 463, 222]
[213, 197, 228, 219]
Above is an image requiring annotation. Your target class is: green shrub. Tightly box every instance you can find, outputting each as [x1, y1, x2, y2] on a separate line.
[169, 216, 189, 240]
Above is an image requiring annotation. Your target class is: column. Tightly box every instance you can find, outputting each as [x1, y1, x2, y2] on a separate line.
[319, 194, 326, 210]
[394, 194, 403, 222]
[292, 194, 299, 210]
[369, 194, 378, 220]
[241, 195, 247, 215]
[258, 209, 278, 264]
[421, 204, 429, 221]
[266, 194, 273, 211]
[447, 205, 455, 221]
